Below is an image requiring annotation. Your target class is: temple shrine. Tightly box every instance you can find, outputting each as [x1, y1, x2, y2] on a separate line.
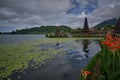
[82, 17, 90, 33]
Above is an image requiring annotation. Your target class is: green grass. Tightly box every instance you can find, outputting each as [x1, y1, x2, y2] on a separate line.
[78, 51, 101, 80]
[84, 52, 101, 71]
[0, 38, 80, 79]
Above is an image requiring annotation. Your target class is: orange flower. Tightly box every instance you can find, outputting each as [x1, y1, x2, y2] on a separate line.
[117, 46, 120, 49]
[81, 70, 91, 79]
[113, 42, 119, 46]
[106, 34, 112, 41]
[106, 42, 113, 47]
[110, 46, 115, 52]
[101, 40, 106, 45]
[101, 33, 120, 52]
[113, 37, 120, 42]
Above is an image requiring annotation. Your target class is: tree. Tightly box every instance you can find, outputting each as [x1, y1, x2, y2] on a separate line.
[70, 29, 80, 34]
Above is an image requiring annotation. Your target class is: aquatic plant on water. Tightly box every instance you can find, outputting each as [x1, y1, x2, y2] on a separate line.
[0, 38, 80, 79]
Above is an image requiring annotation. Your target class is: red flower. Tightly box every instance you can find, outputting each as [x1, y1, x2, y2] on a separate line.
[110, 46, 115, 52]
[106, 42, 113, 47]
[117, 46, 120, 49]
[101, 33, 120, 52]
[101, 40, 106, 45]
[113, 37, 119, 42]
[106, 34, 112, 41]
[81, 70, 91, 79]
[113, 42, 119, 46]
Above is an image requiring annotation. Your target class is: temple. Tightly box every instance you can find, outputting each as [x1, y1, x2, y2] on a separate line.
[82, 17, 90, 33]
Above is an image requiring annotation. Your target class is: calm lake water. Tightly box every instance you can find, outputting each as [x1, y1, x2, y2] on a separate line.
[0, 34, 45, 45]
[0, 35, 101, 80]
[21, 39, 101, 80]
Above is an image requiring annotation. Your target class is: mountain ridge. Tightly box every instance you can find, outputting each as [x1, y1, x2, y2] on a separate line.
[95, 18, 118, 27]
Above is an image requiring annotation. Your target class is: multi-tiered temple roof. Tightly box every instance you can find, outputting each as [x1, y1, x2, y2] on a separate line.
[82, 17, 90, 33]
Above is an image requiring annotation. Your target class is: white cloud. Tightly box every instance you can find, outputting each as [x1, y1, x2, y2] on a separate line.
[0, 0, 120, 32]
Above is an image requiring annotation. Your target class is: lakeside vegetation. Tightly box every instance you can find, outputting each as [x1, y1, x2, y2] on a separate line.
[9, 25, 71, 34]
[80, 34, 120, 80]
[0, 38, 80, 79]
[0, 17, 119, 35]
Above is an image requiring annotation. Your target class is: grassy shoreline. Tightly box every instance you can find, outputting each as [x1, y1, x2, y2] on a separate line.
[79, 51, 101, 80]
[79, 35, 120, 80]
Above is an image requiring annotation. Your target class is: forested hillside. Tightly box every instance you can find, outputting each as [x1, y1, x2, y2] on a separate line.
[10, 25, 71, 34]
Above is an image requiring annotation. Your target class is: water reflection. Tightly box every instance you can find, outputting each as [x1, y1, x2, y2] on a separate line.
[20, 39, 101, 80]
[67, 39, 101, 68]
[82, 40, 90, 57]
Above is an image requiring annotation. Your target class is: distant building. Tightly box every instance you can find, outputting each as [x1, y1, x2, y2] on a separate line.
[82, 17, 90, 33]
[55, 28, 61, 37]
[81, 17, 106, 37]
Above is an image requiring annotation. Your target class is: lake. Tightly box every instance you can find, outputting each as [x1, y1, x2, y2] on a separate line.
[0, 35, 101, 80]
[0, 34, 45, 45]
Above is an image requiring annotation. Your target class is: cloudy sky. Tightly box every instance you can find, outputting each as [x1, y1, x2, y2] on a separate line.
[0, 0, 120, 32]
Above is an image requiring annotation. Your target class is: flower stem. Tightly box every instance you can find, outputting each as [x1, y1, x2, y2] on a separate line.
[113, 54, 115, 78]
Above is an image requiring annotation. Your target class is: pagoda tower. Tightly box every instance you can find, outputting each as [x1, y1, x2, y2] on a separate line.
[82, 17, 89, 33]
